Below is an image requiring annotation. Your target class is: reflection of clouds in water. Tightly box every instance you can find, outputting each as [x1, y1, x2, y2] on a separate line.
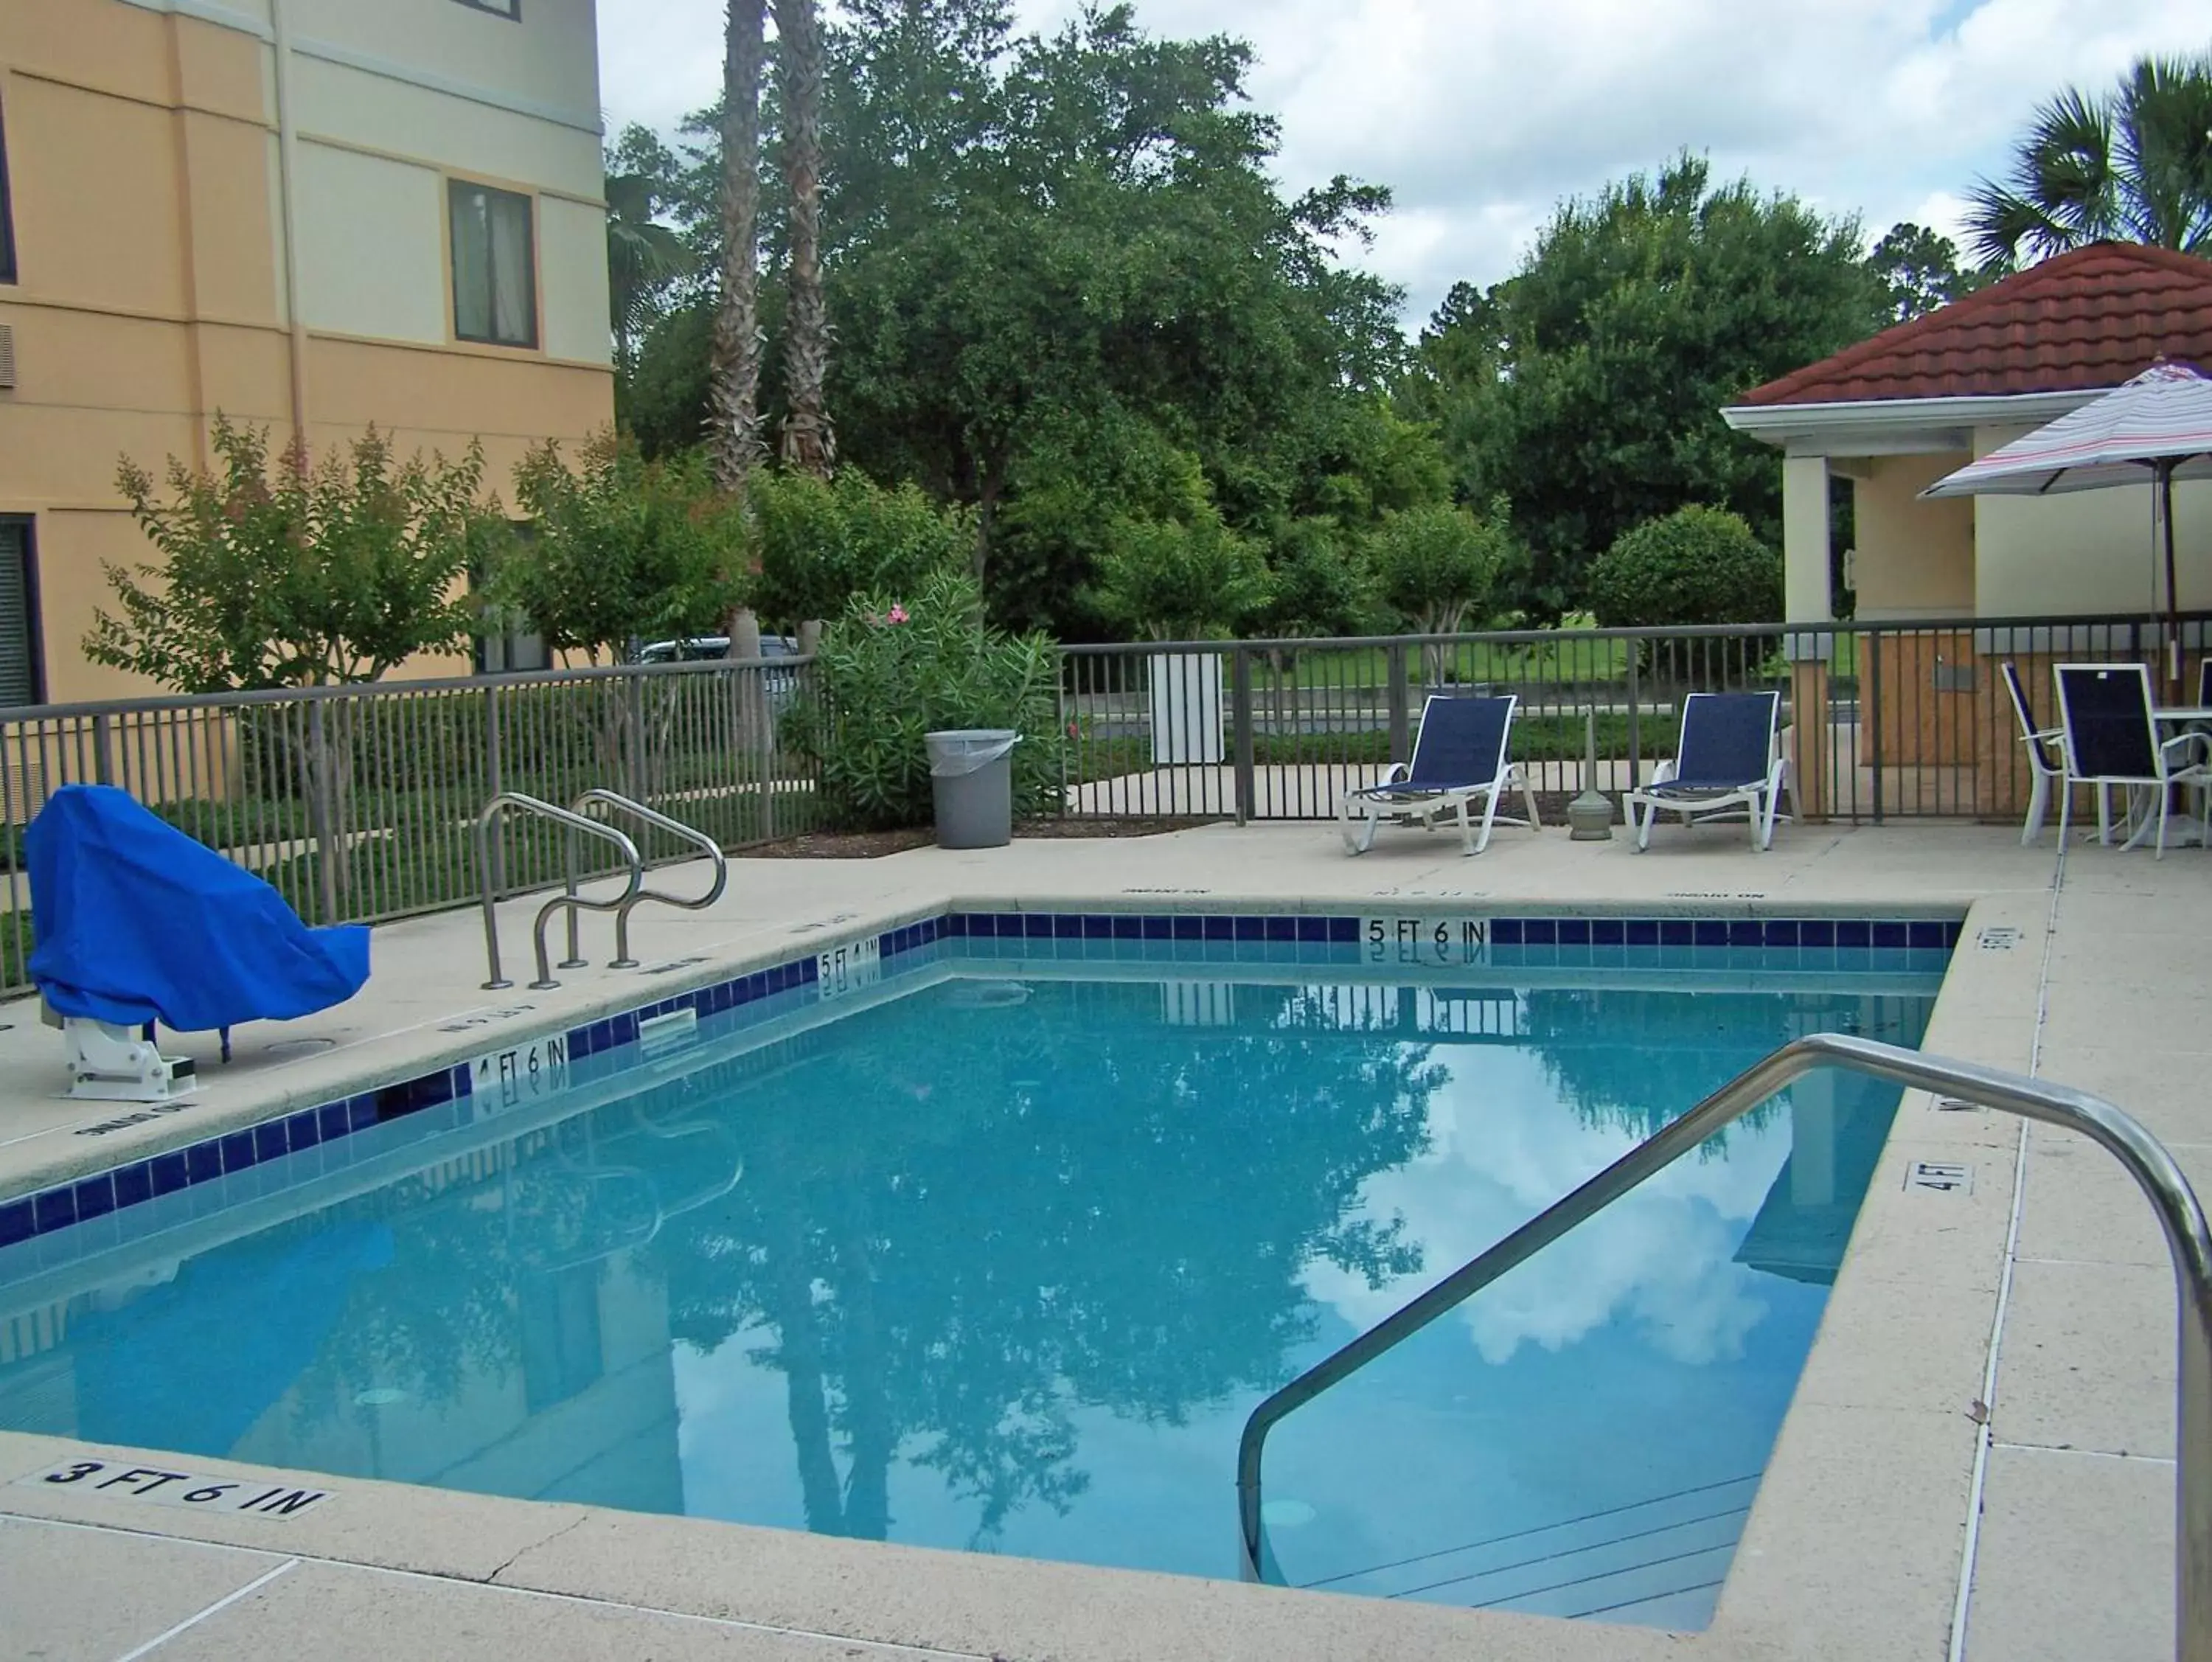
[1301, 1048, 1792, 1366]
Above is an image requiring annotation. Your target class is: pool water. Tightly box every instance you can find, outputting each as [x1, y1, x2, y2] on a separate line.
[0, 947, 1937, 1630]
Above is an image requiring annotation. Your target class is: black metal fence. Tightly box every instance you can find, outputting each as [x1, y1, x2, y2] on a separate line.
[1057, 611, 2212, 827]
[1, 657, 821, 997]
[4, 610, 2203, 1000]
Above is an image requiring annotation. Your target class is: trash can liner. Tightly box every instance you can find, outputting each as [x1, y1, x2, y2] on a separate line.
[926, 729, 1020, 776]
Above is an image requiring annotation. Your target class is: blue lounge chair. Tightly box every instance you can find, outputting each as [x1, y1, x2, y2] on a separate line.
[1339, 695, 1540, 856]
[1626, 690, 1791, 852]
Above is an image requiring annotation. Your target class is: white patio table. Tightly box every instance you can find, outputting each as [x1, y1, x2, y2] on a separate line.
[2114, 707, 2212, 849]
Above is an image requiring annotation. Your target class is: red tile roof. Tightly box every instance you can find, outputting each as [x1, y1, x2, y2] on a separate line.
[1736, 243, 2212, 406]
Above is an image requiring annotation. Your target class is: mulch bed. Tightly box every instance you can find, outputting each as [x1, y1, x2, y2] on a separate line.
[743, 816, 1225, 859]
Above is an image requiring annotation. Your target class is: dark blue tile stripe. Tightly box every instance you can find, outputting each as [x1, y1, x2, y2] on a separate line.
[9, 910, 1959, 1248]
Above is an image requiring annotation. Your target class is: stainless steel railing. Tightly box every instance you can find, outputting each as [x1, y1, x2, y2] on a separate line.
[476, 792, 642, 991]
[562, 787, 729, 970]
[1235, 1032, 2212, 1661]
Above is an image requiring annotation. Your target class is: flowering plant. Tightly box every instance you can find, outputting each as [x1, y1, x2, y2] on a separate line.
[787, 571, 1062, 830]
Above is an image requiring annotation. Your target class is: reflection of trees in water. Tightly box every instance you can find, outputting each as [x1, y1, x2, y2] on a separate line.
[643, 978, 1444, 1548]
[1520, 987, 1933, 1144]
[276, 1107, 744, 1442]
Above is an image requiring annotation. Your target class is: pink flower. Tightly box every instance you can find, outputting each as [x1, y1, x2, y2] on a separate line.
[888, 604, 909, 624]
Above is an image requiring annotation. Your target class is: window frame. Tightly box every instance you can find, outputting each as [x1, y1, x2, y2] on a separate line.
[447, 178, 540, 351]
[450, 0, 521, 18]
[0, 83, 18, 285]
[0, 517, 47, 707]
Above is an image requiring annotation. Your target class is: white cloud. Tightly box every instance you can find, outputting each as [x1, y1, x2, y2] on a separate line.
[599, 0, 2212, 321]
[1298, 1050, 1795, 1368]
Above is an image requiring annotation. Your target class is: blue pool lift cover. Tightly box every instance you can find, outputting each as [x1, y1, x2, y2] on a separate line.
[27, 784, 369, 1032]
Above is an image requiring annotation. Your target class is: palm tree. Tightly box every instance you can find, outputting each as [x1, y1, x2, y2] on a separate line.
[776, 0, 836, 477]
[603, 167, 692, 375]
[1966, 52, 2212, 265]
[709, 0, 770, 493]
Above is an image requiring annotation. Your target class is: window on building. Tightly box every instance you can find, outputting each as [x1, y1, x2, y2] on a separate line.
[451, 0, 521, 18]
[0, 521, 42, 706]
[471, 527, 550, 674]
[448, 181, 536, 348]
[0, 88, 18, 284]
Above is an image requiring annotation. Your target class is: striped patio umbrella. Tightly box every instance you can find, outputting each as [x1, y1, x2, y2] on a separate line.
[1922, 359, 2212, 689]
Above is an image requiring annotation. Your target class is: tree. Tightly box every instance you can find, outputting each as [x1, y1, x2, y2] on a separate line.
[1966, 52, 2212, 265]
[1584, 505, 1780, 630]
[605, 127, 695, 378]
[1085, 513, 1273, 642]
[90, 417, 492, 691]
[1365, 501, 1515, 686]
[497, 433, 748, 663]
[1867, 221, 1994, 324]
[613, 2, 1411, 639]
[709, 0, 771, 493]
[749, 466, 970, 629]
[1415, 155, 1881, 618]
[776, 0, 837, 475]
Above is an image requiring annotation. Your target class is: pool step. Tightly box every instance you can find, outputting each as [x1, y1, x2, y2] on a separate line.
[1297, 1473, 1759, 1627]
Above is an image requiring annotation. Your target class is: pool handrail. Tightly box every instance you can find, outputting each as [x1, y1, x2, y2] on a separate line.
[476, 791, 644, 991]
[562, 788, 729, 970]
[1234, 1032, 2212, 1662]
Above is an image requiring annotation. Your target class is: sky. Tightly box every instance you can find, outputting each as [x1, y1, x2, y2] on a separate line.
[597, 0, 2212, 327]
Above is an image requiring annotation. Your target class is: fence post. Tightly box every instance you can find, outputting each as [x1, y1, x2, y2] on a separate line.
[1868, 624, 1885, 826]
[1231, 646, 1256, 826]
[307, 698, 340, 925]
[482, 683, 507, 897]
[1055, 666, 1071, 820]
[91, 714, 115, 787]
[1615, 646, 1636, 796]
[759, 664, 777, 844]
[1386, 641, 1411, 768]
[625, 672, 647, 804]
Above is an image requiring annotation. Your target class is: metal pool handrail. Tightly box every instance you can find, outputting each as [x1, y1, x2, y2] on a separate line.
[1235, 1033, 2212, 1661]
[476, 792, 643, 990]
[561, 788, 729, 970]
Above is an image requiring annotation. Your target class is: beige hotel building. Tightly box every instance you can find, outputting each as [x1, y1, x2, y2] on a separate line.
[0, 0, 616, 705]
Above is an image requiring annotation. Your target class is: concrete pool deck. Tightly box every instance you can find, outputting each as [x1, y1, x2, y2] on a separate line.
[0, 817, 2198, 1660]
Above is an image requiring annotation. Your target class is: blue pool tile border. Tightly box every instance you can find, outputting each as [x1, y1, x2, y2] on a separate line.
[3, 908, 1961, 1252]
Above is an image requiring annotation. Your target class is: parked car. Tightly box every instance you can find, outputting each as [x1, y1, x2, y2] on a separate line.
[635, 634, 804, 709]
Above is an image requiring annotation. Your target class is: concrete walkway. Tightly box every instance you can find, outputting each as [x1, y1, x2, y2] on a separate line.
[0, 817, 2199, 1659]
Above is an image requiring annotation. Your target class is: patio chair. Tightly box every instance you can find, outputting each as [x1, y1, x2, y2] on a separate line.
[2051, 663, 2212, 858]
[1339, 694, 1541, 856]
[2000, 661, 2066, 846]
[1626, 690, 1792, 852]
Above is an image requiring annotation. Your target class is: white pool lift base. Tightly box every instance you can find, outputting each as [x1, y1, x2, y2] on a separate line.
[52, 1012, 201, 1103]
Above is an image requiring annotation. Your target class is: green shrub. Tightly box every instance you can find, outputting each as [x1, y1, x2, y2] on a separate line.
[1365, 501, 1517, 637]
[1585, 506, 1781, 630]
[789, 571, 1063, 830]
[1085, 510, 1273, 641]
[751, 468, 971, 632]
[500, 433, 747, 662]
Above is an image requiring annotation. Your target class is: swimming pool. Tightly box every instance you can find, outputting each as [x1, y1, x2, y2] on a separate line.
[0, 911, 1948, 1630]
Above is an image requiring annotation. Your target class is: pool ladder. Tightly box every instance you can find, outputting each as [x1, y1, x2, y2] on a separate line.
[476, 789, 728, 991]
[1237, 1032, 2212, 1662]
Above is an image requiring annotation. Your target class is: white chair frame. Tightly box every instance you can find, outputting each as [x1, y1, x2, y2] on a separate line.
[1339, 699, 1541, 858]
[2000, 663, 2066, 846]
[1626, 695, 1795, 852]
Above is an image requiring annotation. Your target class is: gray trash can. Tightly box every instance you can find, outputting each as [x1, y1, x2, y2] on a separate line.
[925, 729, 1020, 849]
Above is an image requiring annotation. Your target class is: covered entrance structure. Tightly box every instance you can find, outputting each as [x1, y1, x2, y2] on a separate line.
[1723, 243, 2212, 821]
